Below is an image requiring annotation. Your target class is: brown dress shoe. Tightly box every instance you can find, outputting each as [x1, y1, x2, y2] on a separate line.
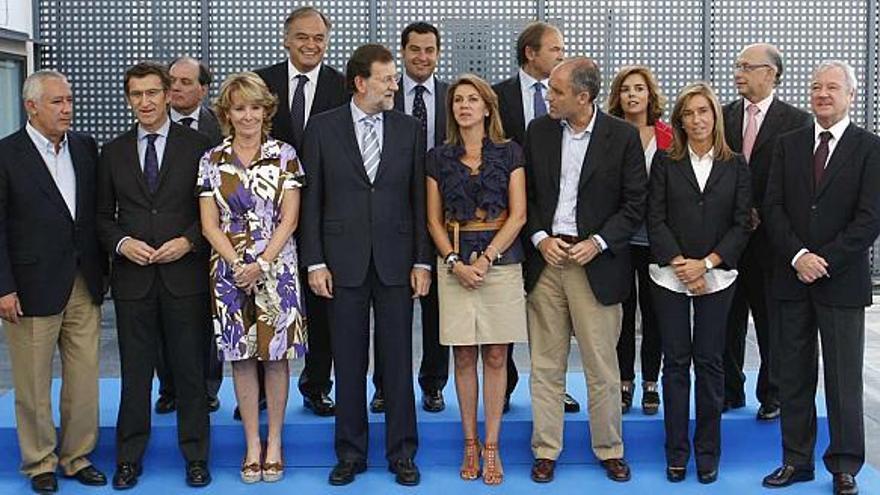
[601, 458, 631, 482]
[531, 458, 555, 483]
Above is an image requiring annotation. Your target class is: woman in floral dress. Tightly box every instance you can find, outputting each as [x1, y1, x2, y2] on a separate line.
[198, 72, 306, 483]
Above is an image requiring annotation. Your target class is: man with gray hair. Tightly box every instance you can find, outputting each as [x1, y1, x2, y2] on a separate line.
[721, 43, 810, 420]
[762, 60, 880, 495]
[523, 56, 646, 484]
[0, 70, 108, 493]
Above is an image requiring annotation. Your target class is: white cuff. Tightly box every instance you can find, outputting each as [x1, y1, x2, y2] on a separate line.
[307, 263, 328, 272]
[593, 234, 608, 252]
[115, 236, 132, 254]
[414, 264, 432, 271]
[791, 248, 809, 268]
[531, 231, 550, 248]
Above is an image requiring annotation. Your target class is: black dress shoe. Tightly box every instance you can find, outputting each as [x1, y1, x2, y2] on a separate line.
[112, 462, 142, 490]
[304, 391, 335, 416]
[621, 384, 633, 414]
[757, 403, 780, 421]
[233, 396, 268, 421]
[389, 458, 420, 486]
[422, 390, 445, 412]
[207, 396, 220, 413]
[66, 465, 107, 486]
[698, 469, 718, 484]
[328, 460, 367, 486]
[762, 465, 814, 488]
[186, 460, 211, 487]
[563, 393, 580, 413]
[722, 399, 745, 412]
[370, 389, 385, 414]
[154, 395, 176, 414]
[833, 473, 858, 495]
[30, 472, 57, 494]
[502, 394, 511, 414]
[666, 466, 686, 482]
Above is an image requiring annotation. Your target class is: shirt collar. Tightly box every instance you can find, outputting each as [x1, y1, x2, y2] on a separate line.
[814, 114, 851, 143]
[519, 68, 547, 93]
[688, 145, 715, 162]
[403, 72, 435, 96]
[26, 121, 68, 154]
[350, 100, 384, 123]
[744, 91, 774, 116]
[170, 106, 201, 123]
[560, 104, 597, 139]
[137, 116, 171, 141]
[288, 59, 323, 83]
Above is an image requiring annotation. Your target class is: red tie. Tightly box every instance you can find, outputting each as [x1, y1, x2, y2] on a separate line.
[813, 131, 832, 190]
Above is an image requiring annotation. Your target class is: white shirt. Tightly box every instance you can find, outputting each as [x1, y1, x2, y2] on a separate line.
[287, 60, 322, 124]
[791, 114, 852, 267]
[518, 68, 548, 128]
[648, 147, 738, 295]
[170, 106, 202, 130]
[402, 72, 436, 151]
[136, 117, 171, 172]
[26, 122, 76, 219]
[741, 91, 774, 137]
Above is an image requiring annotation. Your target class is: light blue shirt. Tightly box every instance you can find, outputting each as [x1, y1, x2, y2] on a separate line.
[402, 72, 436, 151]
[26, 122, 76, 219]
[136, 116, 171, 171]
[350, 100, 384, 161]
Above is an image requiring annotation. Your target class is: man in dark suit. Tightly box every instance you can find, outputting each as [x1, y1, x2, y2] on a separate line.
[492, 21, 579, 414]
[0, 70, 108, 494]
[97, 61, 212, 489]
[762, 60, 880, 495]
[152, 55, 223, 417]
[255, 6, 348, 417]
[524, 57, 645, 484]
[301, 44, 431, 487]
[370, 21, 449, 415]
[721, 43, 810, 420]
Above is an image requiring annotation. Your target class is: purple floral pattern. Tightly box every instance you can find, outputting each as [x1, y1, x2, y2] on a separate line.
[197, 137, 307, 361]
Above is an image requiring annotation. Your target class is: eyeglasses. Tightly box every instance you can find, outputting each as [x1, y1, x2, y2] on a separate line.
[128, 88, 164, 101]
[733, 62, 773, 73]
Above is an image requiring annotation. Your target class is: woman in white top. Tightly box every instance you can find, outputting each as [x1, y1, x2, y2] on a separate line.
[647, 82, 751, 484]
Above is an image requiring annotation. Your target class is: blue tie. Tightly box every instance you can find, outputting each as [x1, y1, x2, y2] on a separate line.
[144, 133, 160, 193]
[290, 74, 308, 150]
[533, 81, 547, 119]
[412, 85, 428, 149]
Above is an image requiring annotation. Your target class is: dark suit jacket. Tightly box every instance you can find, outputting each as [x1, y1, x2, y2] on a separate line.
[523, 110, 647, 304]
[764, 123, 880, 307]
[197, 105, 223, 146]
[0, 129, 106, 315]
[494, 75, 527, 146]
[96, 122, 212, 300]
[255, 61, 348, 147]
[300, 105, 430, 287]
[393, 75, 448, 149]
[647, 150, 752, 268]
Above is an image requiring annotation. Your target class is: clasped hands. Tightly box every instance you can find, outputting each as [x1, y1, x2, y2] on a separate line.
[671, 255, 708, 295]
[794, 252, 829, 284]
[538, 237, 601, 267]
[119, 236, 192, 266]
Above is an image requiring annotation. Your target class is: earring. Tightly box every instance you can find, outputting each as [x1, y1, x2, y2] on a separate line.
[484, 112, 490, 117]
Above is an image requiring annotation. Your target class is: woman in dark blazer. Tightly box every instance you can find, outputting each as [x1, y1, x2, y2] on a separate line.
[647, 82, 751, 484]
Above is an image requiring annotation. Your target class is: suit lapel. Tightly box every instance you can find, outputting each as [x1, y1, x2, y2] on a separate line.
[155, 123, 179, 192]
[507, 77, 526, 140]
[275, 63, 291, 123]
[341, 109, 370, 183]
[816, 124, 858, 199]
[313, 65, 331, 114]
[577, 111, 606, 190]
[702, 158, 730, 194]
[374, 111, 396, 183]
[123, 127, 151, 198]
[16, 130, 72, 220]
[673, 155, 702, 193]
[435, 78, 447, 147]
[393, 79, 405, 112]
[68, 134, 87, 223]
[726, 100, 743, 151]
[752, 98, 782, 154]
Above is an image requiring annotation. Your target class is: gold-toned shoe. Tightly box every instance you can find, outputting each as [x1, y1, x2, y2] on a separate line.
[240, 459, 262, 484]
[261, 459, 284, 483]
[459, 438, 481, 480]
[482, 443, 504, 485]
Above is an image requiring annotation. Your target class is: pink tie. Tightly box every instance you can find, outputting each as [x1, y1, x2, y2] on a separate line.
[742, 103, 760, 163]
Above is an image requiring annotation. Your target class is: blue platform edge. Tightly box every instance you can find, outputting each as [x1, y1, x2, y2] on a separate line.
[0, 372, 875, 494]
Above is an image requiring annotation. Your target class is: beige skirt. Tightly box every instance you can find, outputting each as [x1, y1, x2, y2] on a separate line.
[438, 258, 529, 346]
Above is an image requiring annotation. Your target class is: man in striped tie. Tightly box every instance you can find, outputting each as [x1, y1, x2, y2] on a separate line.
[300, 44, 431, 487]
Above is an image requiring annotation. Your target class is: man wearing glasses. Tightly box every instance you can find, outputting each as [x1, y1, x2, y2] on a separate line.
[721, 43, 810, 420]
[97, 61, 213, 489]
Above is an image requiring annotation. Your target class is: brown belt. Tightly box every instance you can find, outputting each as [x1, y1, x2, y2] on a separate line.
[556, 234, 582, 245]
[446, 210, 509, 254]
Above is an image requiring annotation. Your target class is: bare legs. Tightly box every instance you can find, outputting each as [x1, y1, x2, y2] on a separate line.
[232, 359, 289, 465]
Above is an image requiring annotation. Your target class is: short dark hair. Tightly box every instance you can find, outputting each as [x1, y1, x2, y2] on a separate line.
[516, 21, 555, 67]
[564, 57, 602, 102]
[401, 22, 440, 51]
[168, 56, 213, 86]
[124, 61, 171, 94]
[346, 44, 394, 93]
[283, 6, 331, 36]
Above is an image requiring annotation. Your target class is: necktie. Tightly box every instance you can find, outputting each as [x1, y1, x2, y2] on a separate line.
[412, 85, 428, 149]
[144, 133, 160, 193]
[813, 131, 832, 189]
[290, 74, 308, 150]
[742, 103, 759, 162]
[533, 81, 547, 119]
[178, 116, 196, 129]
[361, 116, 381, 182]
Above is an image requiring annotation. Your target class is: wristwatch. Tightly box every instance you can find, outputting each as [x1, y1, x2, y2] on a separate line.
[256, 256, 271, 273]
[703, 258, 714, 271]
[444, 252, 461, 272]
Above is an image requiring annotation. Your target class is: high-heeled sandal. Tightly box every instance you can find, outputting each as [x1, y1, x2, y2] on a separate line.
[482, 443, 504, 485]
[459, 438, 481, 480]
[261, 458, 284, 483]
[240, 458, 262, 484]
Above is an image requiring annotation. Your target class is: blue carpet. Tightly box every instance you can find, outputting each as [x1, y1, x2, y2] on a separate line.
[0, 373, 875, 494]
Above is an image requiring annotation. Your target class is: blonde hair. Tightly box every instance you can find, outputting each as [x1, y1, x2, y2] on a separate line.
[668, 82, 733, 161]
[607, 65, 667, 125]
[214, 72, 278, 138]
[445, 74, 508, 146]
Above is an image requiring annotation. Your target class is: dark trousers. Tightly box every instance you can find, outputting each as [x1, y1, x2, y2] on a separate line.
[778, 297, 865, 475]
[652, 282, 734, 472]
[617, 245, 661, 382]
[156, 326, 222, 400]
[298, 270, 334, 397]
[373, 265, 449, 393]
[330, 263, 418, 463]
[114, 280, 210, 463]
[723, 241, 777, 406]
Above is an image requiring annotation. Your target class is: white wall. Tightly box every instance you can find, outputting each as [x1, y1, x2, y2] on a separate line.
[1, 0, 33, 37]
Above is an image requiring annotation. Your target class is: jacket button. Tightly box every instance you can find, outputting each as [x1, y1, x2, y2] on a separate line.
[370, 187, 375, 192]
[698, 200, 704, 206]
[811, 205, 817, 211]
[151, 209, 158, 215]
